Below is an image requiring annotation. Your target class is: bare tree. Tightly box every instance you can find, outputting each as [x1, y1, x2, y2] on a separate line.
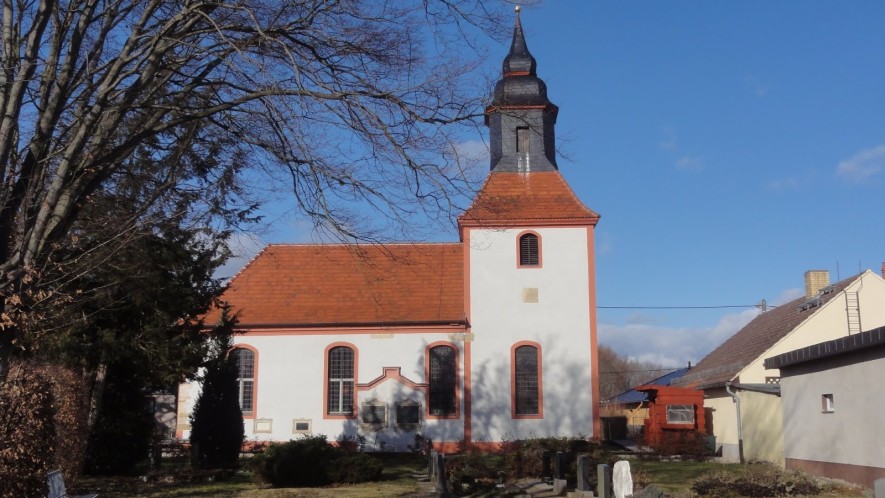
[0, 0, 507, 359]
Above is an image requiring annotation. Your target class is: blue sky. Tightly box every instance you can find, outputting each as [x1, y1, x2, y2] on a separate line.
[224, 2, 885, 368]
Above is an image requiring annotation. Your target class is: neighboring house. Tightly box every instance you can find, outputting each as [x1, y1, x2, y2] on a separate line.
[602, 367, 691, 437]
[634, 385, 706, 449]
[176, 12, 602, 452]
[764, 326, 885, 488]
[674, 268, 885, 464]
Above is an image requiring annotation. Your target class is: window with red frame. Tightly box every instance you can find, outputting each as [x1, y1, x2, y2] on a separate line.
[519, 233, 539, 266]
[232, 348, 255, 415]
[514, 345, 540, 415]
[428, 345, 457, 416]
[327, 346, 355, 415]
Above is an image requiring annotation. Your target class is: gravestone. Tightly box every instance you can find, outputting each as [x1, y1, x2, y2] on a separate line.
[542, 450, 552, 482]
[576, 454, 591, 491]
[434, 452, 447, 493]
[875, 478, 884, 498]
[613, 460, 633, 498]
[554, 451, 567, 480]
[47, 470, 66, 498]
[598, 463, 612, 498]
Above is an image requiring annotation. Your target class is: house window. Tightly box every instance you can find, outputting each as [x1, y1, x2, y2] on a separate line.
[327, 346, 355, 415]
[666, 404, 695, 424]
[821, 394, 834, 413]
[231, 347, 255, 415]
[517, 127, 530, 153]
[519, 233, 540, 266]
[428, 345, 457, 417]
[513, 344, 541, 416]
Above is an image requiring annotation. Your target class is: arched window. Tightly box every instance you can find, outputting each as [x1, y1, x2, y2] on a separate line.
[231, 347, 255, 416]
[428, 345, 457, 417]
[327, 346, 355, 415]
[513, 343, 542, 417]
[519, 232, 540, 266]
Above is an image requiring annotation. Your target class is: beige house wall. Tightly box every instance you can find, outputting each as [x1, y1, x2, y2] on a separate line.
[739, 390, 783, 466]
[704, 389, 739, 461]
[741, 271, 885, 384]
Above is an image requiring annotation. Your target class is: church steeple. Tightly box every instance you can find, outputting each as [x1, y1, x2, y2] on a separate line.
[486, 6, 559, 172]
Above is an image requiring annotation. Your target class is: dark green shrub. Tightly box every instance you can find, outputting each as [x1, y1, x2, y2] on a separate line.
[253, 435, 341, 487]
[254, 436, 386, 487]
[328, 453, 383, 483]
[0, 362, 56, 497]
[692, 465, 823, 497]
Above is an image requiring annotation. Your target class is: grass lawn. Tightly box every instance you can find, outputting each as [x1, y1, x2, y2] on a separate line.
[628, 457, 869, 498]
[71, 454, 871, 498]
[71, 456, 425, 498]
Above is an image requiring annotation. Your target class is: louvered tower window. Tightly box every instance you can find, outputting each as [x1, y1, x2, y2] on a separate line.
[519, 233, 539, 266]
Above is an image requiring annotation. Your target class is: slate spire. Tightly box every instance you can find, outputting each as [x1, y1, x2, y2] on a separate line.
[486, 6, 559, 172]
[502, 7, 536, 76]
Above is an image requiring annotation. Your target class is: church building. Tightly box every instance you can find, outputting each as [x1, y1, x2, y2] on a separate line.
[177, 11, 601, 452]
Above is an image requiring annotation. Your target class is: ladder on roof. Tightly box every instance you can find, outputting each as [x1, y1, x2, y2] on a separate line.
[845, 291, 862, 335]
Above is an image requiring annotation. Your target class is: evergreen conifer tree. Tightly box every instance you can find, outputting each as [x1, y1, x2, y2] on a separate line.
[189, 309, 244, 468]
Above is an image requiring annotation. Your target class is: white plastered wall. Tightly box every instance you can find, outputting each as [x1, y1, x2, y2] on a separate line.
[467, 226, 595, 441]
[177, 331, 466, 446]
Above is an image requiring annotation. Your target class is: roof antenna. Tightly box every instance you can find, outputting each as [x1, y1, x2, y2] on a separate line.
[836, 260, 841, 281]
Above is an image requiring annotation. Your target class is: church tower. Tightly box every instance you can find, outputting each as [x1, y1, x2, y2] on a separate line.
[459, 7, 602, 444]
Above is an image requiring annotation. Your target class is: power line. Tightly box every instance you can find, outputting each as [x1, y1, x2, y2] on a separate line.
[599, 303, 776, 310]
[599, 367, 682, 374]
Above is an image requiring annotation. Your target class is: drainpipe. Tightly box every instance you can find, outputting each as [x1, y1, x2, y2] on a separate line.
[725, 382, 745, 464]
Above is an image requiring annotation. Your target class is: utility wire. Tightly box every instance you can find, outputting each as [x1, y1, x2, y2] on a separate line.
[599, 368, 683, 374]
[599, 305, 755, 309]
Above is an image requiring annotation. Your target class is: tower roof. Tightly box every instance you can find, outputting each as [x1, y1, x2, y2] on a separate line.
[459, 171, 599, 227]
[502, 7, 537, 76]
[489, 8, 557, 111]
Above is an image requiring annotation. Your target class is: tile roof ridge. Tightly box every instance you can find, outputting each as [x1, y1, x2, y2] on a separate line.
[266, 241, 460, 248]
[225, 244, 271, 284]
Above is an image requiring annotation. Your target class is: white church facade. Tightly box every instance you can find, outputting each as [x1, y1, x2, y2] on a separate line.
[176, 12, 601, 452]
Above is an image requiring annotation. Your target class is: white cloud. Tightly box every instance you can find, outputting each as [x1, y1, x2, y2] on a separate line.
[675, 155, 705, 172]
[836, 145, 885, 183]
[598, 308, 759, 367]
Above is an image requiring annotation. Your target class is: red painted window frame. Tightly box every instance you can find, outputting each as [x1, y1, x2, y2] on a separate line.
[511, 341, 543, 419]
[516, 230, 542, 268]
[324, 342, 358, 419]
[230, 344, 259, 419]
[425, 341, 460, 419]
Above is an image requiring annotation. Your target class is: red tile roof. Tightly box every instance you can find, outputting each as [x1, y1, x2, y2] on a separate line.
[459, 171, 599, 225]
[207, 243, 465, 328]
[674, 275, 858, 389]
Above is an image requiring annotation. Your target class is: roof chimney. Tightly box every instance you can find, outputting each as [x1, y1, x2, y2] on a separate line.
[881, 262, 885, 279]
[804, 270, 830, 299]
